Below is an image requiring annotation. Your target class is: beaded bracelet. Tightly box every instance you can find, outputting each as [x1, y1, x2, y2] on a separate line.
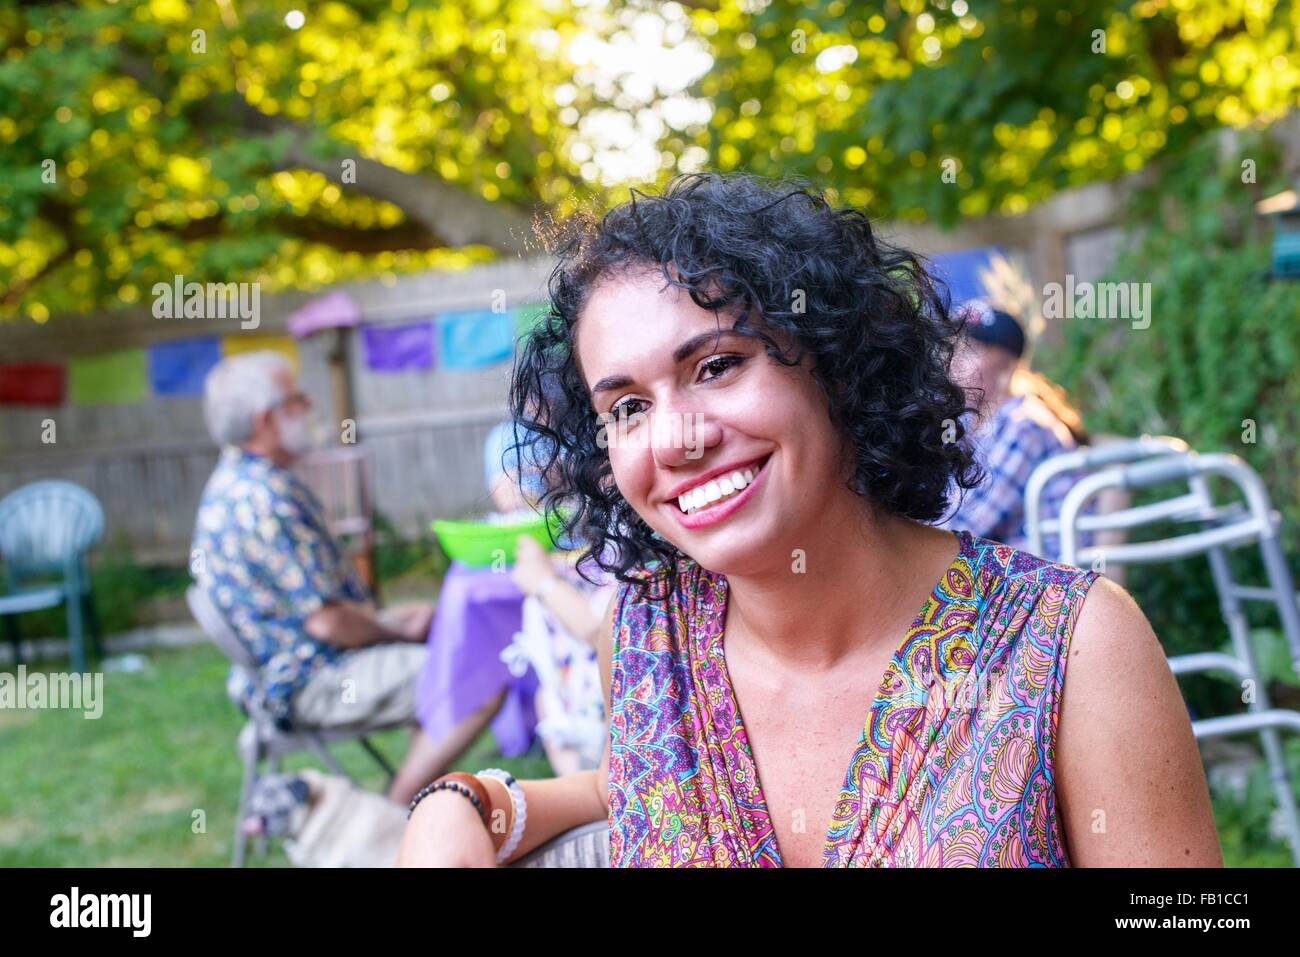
[408, 772, 492, 822]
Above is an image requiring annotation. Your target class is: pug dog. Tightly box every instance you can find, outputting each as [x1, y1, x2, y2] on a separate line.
[242, 768, 407, 867]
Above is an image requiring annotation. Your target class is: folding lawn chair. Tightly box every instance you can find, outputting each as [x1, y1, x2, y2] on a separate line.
[186, 584, 404, 867]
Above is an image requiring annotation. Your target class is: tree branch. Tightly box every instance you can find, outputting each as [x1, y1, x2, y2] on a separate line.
[1, 199, 85, 310]
[179, 86, 539, 255]
[262, 113, 538, 254]
[117, 46, 543, 256]
[158, 209, 446, 253]
[1, 245, 76, 310]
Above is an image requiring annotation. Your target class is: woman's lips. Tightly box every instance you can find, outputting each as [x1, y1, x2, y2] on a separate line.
[670, 455, 770, 530]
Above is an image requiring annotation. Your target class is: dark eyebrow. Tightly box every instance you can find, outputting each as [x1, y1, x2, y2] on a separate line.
[589, 329, 738, 395]
[590, 373, 633, 395]
[672, 329, 732, 364]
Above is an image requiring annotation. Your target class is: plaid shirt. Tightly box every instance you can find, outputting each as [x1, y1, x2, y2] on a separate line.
[938, 394, 1089, 560]
[191, 448, 368, 727]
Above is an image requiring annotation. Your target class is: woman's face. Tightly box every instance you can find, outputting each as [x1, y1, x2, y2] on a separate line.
[574, 269, 854, 578]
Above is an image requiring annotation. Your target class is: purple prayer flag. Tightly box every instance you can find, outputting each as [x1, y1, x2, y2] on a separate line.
[361, 320, 435, 372]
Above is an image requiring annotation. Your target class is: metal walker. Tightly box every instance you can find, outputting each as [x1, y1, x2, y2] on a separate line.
[1027, 442, 1300, 865]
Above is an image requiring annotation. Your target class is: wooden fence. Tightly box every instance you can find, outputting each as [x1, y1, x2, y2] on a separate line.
[0, 257, 552, 564]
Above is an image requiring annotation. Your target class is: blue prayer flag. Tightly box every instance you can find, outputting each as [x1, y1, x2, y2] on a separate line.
[148, 336, 221, 397]
[437, 309, 515, 370]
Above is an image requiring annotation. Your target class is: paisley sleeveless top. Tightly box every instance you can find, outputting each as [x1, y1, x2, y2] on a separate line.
[606, 529, 1098, 867]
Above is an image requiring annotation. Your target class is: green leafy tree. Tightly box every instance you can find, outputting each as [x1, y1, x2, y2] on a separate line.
[1039, 129, 1300, 658]
[0, 0, 612, 320]
[679, 0, 1299, 221]
[4, 0, 1298, 322]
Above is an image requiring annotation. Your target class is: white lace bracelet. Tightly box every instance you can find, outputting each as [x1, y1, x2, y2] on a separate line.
[477, 768, 526, 864]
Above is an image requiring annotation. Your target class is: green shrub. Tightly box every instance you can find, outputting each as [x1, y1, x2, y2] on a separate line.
[370, 510, 448, 585]
[1040, 128, 1300, 665]
[2, 538, 190, 644]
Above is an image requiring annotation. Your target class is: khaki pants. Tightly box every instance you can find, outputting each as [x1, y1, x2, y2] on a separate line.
[292, 642, 427, 729]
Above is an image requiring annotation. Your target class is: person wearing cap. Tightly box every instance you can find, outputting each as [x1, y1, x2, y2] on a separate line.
[938, 299, 1091, 558]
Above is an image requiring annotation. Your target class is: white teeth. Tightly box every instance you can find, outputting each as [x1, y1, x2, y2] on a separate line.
[677, 461, 766, 514]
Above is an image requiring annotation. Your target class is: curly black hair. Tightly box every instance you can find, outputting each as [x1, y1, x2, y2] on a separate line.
[510, 170, 983, 598]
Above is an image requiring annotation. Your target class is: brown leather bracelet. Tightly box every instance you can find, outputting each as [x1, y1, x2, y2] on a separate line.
[408, 772, 495, 823]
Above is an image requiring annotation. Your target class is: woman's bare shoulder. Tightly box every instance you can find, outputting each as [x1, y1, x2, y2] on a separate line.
[1054, 576, 1223, 866]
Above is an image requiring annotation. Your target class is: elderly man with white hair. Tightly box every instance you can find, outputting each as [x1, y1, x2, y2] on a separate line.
[192, 351, 471, 805]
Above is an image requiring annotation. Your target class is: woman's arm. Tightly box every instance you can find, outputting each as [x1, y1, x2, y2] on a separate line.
[395, 593, 615, 867]
[511, 536, 605, 646]
[1055, 576, 1223, 866]
[533, 578, 607, 648]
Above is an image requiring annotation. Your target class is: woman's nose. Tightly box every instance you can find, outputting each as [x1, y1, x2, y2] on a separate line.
[649, 409, 722, 468]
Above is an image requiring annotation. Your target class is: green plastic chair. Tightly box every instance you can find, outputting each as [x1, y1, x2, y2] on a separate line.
[0, 480, 105, 673]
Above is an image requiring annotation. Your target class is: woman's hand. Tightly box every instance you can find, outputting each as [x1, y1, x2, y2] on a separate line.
[394, 791, 498, 868]
[511, 535, 558, 596]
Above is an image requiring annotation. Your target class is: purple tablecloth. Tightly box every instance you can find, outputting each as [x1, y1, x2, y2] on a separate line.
[414, 561, 539, 757]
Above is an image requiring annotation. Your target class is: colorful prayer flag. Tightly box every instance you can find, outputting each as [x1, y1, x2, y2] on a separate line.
[513, 301, 550, 338]
[288, 290, 362, 338]
[0, 363, 65, 406]
[361, 320, 435, 372]
[148, 336, 221, 397]
[221, 334, 301, 374]
[437, 309, 515, 370]
[69, 349, 148, 405]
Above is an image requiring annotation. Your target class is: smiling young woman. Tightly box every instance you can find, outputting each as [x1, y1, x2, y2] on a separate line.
[395, 172, 1223, 868]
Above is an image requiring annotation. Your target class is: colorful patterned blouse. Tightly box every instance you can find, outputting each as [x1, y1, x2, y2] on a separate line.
[607, 529, 1098, 867]
[192, 447, 368, 727]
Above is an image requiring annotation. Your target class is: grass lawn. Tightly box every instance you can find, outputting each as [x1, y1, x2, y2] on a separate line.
[0, 642, 1295, 867]
[0, 644, 552, 867]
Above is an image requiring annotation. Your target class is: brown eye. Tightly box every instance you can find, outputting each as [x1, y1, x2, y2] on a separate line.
[610, 397, 647, 422]
[699, 354, 744, 382]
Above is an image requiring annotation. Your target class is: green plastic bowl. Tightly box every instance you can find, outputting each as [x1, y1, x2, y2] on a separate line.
[432, 511, 565, 567]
